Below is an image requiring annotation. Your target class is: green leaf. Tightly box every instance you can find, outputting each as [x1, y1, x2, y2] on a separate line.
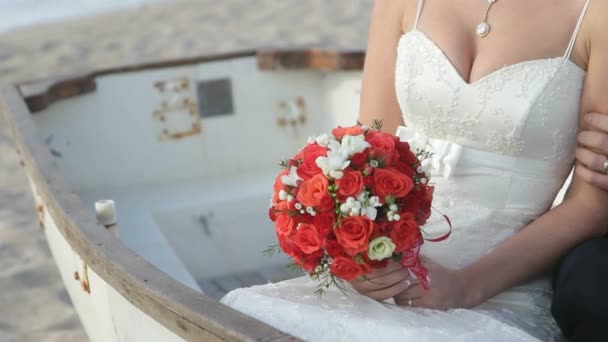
[371, 119, 384, 130]
[263, 245, 282, 257]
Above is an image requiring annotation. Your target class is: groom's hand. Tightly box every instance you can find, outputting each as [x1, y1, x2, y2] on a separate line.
[576, 113, 608, 190]
[350, 261, 413, 301]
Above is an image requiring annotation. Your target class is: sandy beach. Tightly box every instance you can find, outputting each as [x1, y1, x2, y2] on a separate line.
[0, 125, 88, 342]
[0, 1, 370, 341]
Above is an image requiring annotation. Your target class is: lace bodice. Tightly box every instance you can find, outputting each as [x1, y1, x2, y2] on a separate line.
[395, 29, 585, 162]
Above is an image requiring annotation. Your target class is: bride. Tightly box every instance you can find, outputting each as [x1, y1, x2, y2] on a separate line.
[221, 0, 608, 340]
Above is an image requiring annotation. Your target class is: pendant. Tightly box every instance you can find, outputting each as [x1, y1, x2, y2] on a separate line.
[476, 22, 491, 37]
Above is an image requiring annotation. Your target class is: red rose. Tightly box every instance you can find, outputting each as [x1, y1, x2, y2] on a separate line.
[396, 141, 418, 166]
[363, 175, 374, 188]
[373, 168, 414, 199]
[350, 152, 367, 168]
[293, 223, 323, 254]
[390, 213, 422, 252]
[366, 131, 396, 152]
[298, 249, 324, 272]
[279, 234, 304, 260]
[334, 216, 374, 256]
[314, 211, 335, 235]
[297, 174, 330, 208]
[272, 169, 289, 203]
[382, 150, 401, 167]
[275, 212, 296, 237]
[416, 186, 434, 225]
[269, 207, 277, 222]
[325, 238, 346, 258]
[330, 256, 363, 281]
[318, 195, 336, 212]
[370, 258, 390, 269]
[295, 144, 327, 180]
[393, 161, 415, 177]
[362, 252, 389, 269]
[336, 170, 363, 199]
[332, 125, 365, 139]
[358, 258, 372, 275]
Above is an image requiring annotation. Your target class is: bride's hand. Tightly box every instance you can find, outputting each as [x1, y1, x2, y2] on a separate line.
[393, 260, 476, 310]
[350, 261, 413, 301]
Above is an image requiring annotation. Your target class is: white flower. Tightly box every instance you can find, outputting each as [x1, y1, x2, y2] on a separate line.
[340, 197, 362, 216]
[368, 196, 382, 208]
[340, 135, 370, 156]
[370, 160, 379, 168]
[357, 191, 367, 203]
[361, 206, 378, 220]
[367, 237, 396, 261]
[278, 190, 288, 201]
[314, 133, 338, 148]
[389, 204, 398, 212]
[315, 149, 350, 179]
[281, 166, 302, 187]
[340, 203, 350, 213]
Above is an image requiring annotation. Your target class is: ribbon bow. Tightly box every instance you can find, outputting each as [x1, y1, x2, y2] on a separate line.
[396, 126, 463, 179]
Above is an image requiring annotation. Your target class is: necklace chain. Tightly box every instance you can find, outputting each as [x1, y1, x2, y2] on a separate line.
[476, 0, 497, 38]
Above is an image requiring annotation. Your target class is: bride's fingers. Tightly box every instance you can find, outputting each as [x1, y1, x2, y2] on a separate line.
[353, 263, 403, 282]
[353, 268, 411, 293]
[363, 261, 403, 280]
[365, 278, 413, 301]
[394, 283, 425, 302]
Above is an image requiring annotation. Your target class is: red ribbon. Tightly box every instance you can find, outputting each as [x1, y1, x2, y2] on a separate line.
[423, 207, 452, 242]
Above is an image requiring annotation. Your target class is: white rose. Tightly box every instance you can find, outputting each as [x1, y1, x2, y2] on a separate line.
[367, 236, 396, 261]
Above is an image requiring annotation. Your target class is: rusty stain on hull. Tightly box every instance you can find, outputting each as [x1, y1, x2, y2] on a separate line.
[74, 262, 91, 294]
[153, 77, 202, 141]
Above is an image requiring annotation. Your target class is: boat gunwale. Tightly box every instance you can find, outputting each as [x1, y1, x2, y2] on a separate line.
[0, 84, 300, 342]
[19, 48, 365, 113]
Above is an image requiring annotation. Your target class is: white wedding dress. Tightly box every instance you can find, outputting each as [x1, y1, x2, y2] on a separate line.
[221, 1, 591, 341]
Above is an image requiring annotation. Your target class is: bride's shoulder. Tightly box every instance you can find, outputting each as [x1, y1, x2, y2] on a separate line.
[370, 0, 417, 30]
[570, 0, 607, 69]
[584, 1, 608, 42]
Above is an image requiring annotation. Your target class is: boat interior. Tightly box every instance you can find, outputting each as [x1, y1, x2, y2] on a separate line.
[23, 53, 363, 300]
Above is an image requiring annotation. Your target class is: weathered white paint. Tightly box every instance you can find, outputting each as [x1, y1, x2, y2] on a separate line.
[30, 174, 186, 342]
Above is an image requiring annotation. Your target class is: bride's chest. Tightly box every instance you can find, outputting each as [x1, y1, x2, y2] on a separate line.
[395, 32, 585, 161]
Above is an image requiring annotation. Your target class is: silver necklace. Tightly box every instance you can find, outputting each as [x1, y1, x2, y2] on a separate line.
[476, 0, 497, 37]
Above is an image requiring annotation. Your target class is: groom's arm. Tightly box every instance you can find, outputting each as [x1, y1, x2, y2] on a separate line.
[462, 2, 608, 307]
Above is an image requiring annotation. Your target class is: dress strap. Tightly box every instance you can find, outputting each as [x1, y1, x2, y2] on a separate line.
[413, 0, 424, 29]
[564, 0, 591, 59]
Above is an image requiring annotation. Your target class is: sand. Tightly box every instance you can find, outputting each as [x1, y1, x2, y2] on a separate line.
[0, 1, 371, 341]
[0, 0, 371, 85]
[0, 123, 87, 342]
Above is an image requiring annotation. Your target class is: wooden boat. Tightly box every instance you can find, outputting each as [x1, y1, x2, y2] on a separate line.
[0, 49, 365, 341]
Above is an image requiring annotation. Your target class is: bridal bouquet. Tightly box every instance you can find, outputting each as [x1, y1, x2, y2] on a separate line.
[266, 122, 446, 296]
